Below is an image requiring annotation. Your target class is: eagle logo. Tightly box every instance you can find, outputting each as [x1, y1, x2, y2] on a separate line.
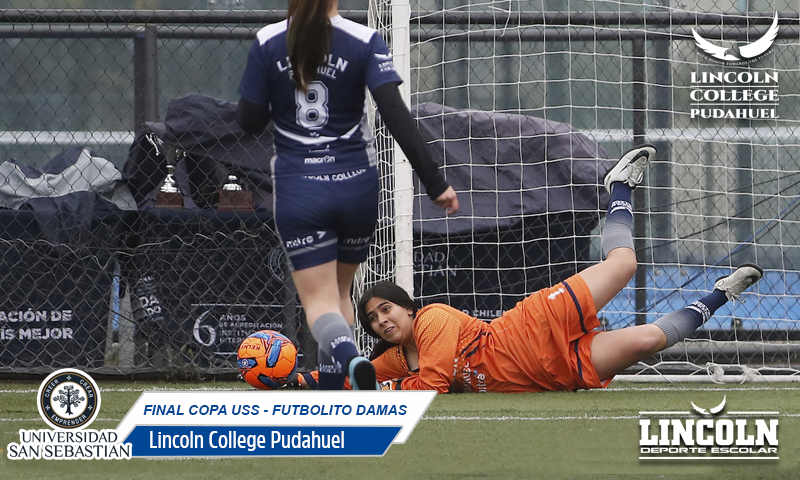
[691, 396, 727, 416]
[692, 13, 779, 62]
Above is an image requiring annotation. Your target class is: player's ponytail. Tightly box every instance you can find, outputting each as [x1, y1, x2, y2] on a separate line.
[357, 282, 418, 339]
[287, 0, 332, 93]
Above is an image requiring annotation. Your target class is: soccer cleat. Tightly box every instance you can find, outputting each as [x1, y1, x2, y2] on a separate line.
[603, 144, 657, 194]
[349, 356, 379, 390]
[713, 263, 763, 302]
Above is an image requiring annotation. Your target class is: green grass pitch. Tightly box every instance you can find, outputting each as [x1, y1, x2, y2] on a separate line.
[1, 380, 798, 479]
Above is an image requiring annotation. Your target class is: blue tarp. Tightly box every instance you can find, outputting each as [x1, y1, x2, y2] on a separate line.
[602, 265, 800, 330]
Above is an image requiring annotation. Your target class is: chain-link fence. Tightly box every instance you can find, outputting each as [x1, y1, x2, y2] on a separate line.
[1, 1, 798, 377]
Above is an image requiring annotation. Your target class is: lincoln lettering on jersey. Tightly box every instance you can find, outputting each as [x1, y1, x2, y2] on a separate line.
[277, 54, 350, 79]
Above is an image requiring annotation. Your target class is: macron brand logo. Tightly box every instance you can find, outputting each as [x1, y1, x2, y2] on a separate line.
[693, 13, 779, 63]
[638, 396, 779, 460]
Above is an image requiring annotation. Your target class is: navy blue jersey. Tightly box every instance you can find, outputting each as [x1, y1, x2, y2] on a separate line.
[239, 15, 403, 177]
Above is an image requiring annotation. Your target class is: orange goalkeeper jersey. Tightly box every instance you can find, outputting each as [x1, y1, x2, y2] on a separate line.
[371, 274, 610, 393]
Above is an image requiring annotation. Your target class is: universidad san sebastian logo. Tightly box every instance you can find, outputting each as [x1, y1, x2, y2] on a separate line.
[5, 368, 132, 460]
[37, 368, 101, 429]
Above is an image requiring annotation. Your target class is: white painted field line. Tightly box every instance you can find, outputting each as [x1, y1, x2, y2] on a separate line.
[3, 413, 800, 423]
[3, 385, 800, 396]
[0, 415, 640, 422]
[602, 386, 800, 392]
[450, 411, 798, 420]
[1, 417, 124, 422]
[424, 415, 639, 421]
[0, 386, 252, 394]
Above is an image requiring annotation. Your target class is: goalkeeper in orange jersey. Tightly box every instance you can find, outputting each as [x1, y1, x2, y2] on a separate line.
[354, 145, 763, 393]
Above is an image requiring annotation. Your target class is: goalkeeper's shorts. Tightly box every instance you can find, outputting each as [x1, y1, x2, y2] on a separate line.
[489, 273, 612, 392]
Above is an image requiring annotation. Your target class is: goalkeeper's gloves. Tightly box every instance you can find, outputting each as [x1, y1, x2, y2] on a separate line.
[379, 378, 404, 390]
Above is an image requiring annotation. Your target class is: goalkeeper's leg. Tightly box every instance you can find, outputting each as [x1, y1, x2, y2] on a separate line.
[589, 264, 763, 380]
[579, 144, 655, 311]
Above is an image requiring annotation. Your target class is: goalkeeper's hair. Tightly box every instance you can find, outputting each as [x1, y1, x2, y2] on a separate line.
[368, 339, 395, 360]
[357, 281, 418, 339]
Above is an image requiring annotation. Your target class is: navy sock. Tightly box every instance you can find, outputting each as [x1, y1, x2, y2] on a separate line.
[654, 290, 728, 348]
[332, 336, 360, 370]
[316, 348, 346, 390]
[311, 312, 359, 390]
[601, 182, 635, 256]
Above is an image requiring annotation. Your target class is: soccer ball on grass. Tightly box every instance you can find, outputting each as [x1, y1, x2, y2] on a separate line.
[237, 330, 298, 390]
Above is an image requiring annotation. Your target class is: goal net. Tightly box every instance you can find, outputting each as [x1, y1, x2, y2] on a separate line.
[371, 1, 800, 381]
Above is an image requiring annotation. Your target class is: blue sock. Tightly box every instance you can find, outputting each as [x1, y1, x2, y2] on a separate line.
[311, 312, 359, 390]
[654, 290, 728, 348]
[601, 182, 635, 256]
[316, 349, 346, 390]
[332, 337, 360, 370]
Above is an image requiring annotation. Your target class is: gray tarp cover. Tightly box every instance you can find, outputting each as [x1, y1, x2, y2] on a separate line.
[147, 94, 274, 193]
[123, 94, 275, 209]
[124, 96, 610, 236]
[410, 102, 611, 236]
[152, 93, 275, 188]
[0, 146, 135, 244]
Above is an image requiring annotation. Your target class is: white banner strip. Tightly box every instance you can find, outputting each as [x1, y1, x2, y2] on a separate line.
[115, 390, 436, 445]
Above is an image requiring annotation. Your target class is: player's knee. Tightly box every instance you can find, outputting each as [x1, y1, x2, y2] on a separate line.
[635, 326, 666, 355]
[620, 253, 637, 282]
[608, 248, 637, 282]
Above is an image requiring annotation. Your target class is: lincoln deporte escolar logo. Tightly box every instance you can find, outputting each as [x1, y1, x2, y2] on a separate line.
[693, 12, 779, 63]
[639, 397, 779, 460]
[691, 395, 726, 416]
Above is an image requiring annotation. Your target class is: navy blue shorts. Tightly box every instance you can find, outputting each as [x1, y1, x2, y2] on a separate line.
[273, 168, 379, 271]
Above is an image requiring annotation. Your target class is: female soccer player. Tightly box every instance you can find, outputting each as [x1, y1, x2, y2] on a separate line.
[356, 145, 763, 393]
[236, 0, 458, 390]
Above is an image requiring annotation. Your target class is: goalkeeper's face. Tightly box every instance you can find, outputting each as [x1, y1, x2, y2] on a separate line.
[364, 297, 416, 347]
